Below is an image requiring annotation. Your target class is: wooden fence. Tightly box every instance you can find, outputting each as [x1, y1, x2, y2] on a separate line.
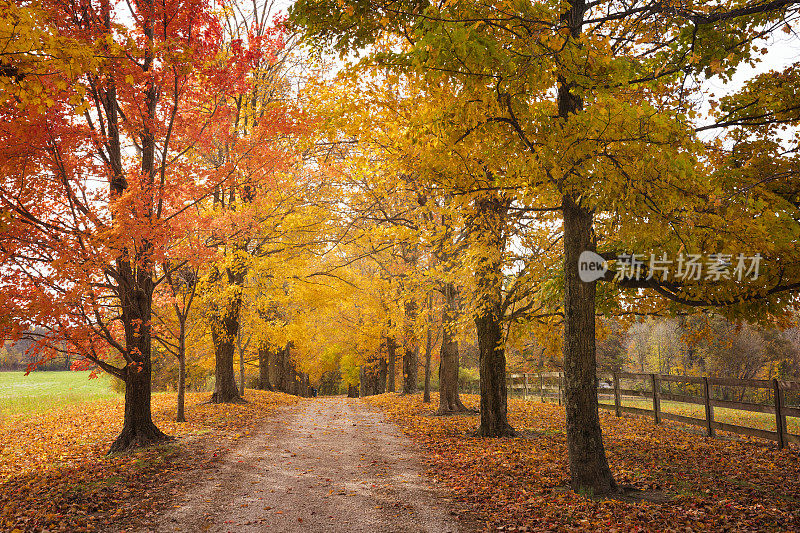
[467, 372, 800, 449]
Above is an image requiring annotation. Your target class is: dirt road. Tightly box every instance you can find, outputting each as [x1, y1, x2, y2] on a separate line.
[151, 397, 468, 532]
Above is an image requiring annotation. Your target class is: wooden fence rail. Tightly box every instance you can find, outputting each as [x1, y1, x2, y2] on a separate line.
[467, 372, 800, 449]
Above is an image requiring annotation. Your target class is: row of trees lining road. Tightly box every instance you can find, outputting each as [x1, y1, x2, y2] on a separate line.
[1, 0, 799, 498]
[288, 0, 800, 495]
[0, 0, 314, 451]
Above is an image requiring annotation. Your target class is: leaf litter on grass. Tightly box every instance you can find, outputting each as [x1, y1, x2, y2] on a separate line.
[0, 389, 298, 532]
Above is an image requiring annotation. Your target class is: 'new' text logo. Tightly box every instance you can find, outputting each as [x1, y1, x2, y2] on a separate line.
[578, 251, 607, 282]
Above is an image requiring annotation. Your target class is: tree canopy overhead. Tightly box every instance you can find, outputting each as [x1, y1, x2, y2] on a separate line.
[1, 0, 799, 502]
[289, 0, 800, 493]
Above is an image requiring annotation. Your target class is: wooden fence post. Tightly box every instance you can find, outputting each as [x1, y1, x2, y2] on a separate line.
[613, 372, 621, 417]
[651, 374, 661, 424]
[540, 373, 545, 403]
[774, 379, 786, 450]
[558, 372, 563, 406]
[703, 377, 715, 437]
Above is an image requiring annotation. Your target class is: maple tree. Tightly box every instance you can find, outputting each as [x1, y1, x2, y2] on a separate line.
[182, 1, 319, 404]
[0, 0, 267, 451]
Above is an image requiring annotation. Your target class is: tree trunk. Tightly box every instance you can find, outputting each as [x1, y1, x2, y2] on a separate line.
[109, 314, 170, 453]
[359, 366, 368, 397]
[108, 244, 170, 452]
[275, 344, 295, 393]
[473, 196, 514, 436]
[210, 267, 244, 403]
[258, 345, 274, 391]
[423, 316, 433, 403]
[176, 323, 186, 423]
[402, 344, 419, 395]
[211, 322, 241, 403]
[348, 383, 359, 398]
[387, 336, 396, 392]
[106, 6, 168, 452]
[562, 195, 617, 494]
[556, 0, 618, 496]
[376, 357, 388, 394]
[474, 310, 513, 436]
[437, 282, 468, 414]
[239, 344, 245, 397]
[422, 294, 435, 403]
[402, 299, 419, 395]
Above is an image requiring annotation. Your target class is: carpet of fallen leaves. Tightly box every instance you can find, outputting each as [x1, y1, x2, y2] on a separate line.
[0, 390, 298, 532]
[367, 393, 800, 532]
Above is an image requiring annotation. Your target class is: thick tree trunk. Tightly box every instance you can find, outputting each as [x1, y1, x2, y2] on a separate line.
[210, 267, 244, 404]
[258, 345, 274, 391]
[402, 299, 418, 395]
[105, 5, 169, 452]
[473, 195, 514, 436]
[402, 345, 419, 395]
[386, 336, 396, 392]
[555, 0, 618, 496]
[562, 195, 617, 494]
[111, 359, 170, 453]
[211, 324, 242, 403]
[423, 318, 433, 403]
[359, 366, 369, 397]
[376, 357, 388, 394]
[274, 346, 286, 392]
[239, 345, 245, 397]
[437, 283, 468, 414]
[274, 345, 295, 393]
[110, 307, 170, 452]
[109, 247, 170, 452]
[474, 310, 514, 436]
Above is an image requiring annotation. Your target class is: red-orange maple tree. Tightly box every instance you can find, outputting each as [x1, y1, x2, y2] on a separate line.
[0, 0, 270, 451]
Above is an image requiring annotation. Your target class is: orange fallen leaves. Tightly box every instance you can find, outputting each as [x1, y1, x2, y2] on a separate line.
[0, 390, 298, 532]
[367, 393, 800, 532]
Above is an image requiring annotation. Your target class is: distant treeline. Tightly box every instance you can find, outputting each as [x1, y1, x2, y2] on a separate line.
[0, 329, 71, 371]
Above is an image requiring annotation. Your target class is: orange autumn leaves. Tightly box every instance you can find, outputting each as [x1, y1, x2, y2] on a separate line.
[367, 393, 800, 532]
[0, 391, 298, 532]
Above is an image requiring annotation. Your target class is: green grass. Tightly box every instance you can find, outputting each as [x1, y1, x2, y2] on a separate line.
[604, 396, 800, 435]
[509, 390, 800, 437]
[0, 370, 121, 417]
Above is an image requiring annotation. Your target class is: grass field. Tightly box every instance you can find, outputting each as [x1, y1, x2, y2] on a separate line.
[607, 396, 800, 435]
[506, 390, 800, 438]
[0, 370, 120, 417]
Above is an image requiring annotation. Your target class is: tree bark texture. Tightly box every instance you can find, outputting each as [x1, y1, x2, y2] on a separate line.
[558, 0, 618, 495]
[176, 328, 186, 423]
[402, 299, 419, 395]
[562, 195, 617, 494]
[473, 196, 514, 436]
[423, 296, 434, 403]
[258, 344, 274, 391]
[376, 357, 388, 394]
[110, 264, 169, 452]
[386, 336, 396, 392]
[438, 282, 468, 414]
[210, 266, 244, 403]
